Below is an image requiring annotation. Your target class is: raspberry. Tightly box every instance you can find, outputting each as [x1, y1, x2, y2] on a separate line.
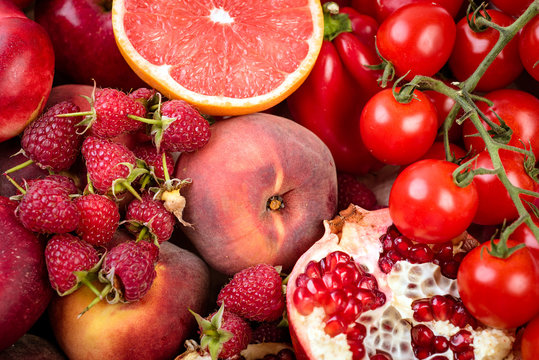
[81, 136, 137, 194]
[75, 193, 120, 246]
[45, 233, 100, 295]
[26, 174, 79, 195]
[16, 179, 79, 234]
[251, 321, 291, 344]
[155, 100, 211, 152]
[88, 88, 147, 138]
[132, 142, 175, 180]
[337, 172, 378, 211]
[100, 241, 158, 302]
[217, 264, 285, 322]
[125, 193, 175, 244]
[21, 101, 83, 172]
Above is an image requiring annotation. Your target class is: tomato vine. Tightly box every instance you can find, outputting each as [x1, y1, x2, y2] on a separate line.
[394, 0, 539, 250]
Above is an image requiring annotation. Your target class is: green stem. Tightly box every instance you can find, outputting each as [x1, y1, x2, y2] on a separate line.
[4, 159, 34, 175]
[127, 114, 160, 125]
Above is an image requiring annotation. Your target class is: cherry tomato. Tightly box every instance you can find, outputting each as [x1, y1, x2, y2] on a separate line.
[389, 159, 478, 243]
[373, 0, 464, 23]
[359, 88, 438, 165]
[462, 89, 539, 160]
[471, 150, 537, 225]
[510, 212, 539, 267]
[522, 315, 539, 360]
[519, 15, 539, 82]
[490, 0, 533, 17]
[424, 81, 463, 143]
[457, 239, 539, 329]
[449, 9, 523, 92]
[376, 3, 456, 80]
[420, 141, 467, 161]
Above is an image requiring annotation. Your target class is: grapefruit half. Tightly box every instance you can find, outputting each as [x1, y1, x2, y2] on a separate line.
[112, 0, 324, 116]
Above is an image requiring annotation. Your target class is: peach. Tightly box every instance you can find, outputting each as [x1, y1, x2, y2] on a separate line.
[175, 112, 338, 275]
[49, 242, 210, 360]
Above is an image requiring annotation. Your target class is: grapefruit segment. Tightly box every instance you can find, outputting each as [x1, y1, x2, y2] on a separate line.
[112, 0, 324, 115]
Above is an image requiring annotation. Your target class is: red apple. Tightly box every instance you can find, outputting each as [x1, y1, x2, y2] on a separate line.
[0, 196, 52, 351]
[0, 0, 55, 143]
[175, 112, 338, 275]
[34, 0, 146, 90]
[49, 241, 210, 360]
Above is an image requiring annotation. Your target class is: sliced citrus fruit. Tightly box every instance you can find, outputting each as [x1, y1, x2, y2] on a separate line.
[112, 0, 324, 116]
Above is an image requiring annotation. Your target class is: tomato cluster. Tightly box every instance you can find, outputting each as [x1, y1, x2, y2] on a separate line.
[288, 0, 539, 353]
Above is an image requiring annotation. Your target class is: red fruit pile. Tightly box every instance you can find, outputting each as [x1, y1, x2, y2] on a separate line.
[2, 85, 212, 312]
[190, 264, 292, 360]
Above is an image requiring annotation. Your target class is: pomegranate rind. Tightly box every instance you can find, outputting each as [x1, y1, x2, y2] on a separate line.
[286, 205, 392, 360]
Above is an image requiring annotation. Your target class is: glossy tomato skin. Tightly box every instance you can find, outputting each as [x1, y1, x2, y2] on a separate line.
[449, 10, 522, 91]
[389, 159, 479, 243]
[462, 89, 539, 160]
[471, 150, 538, 225]
[457, 239, 539, 329]
[522, 315, 539, 360]
[359, 88, 438, 165]
[519, 15, 539, 82]
[424, 82, 463, 143]
[511, 213, 539, 267]
[490, 0, 533, 17]
[420, 141, 467, 161]
[371, 0, 464, 23]
[376, 3, 456, 80]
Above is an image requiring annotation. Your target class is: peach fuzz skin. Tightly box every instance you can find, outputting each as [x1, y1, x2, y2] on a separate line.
[48, 242, 210, 360]
[175, 112, 338, 275]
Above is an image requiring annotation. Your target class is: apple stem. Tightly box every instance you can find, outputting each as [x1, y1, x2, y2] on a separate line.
[128, 114, 160, 125]
[3, 159, 35, 175]
[77, 283, 112, 319]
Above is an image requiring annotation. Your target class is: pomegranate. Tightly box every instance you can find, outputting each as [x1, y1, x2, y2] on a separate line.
[286, 205, 517, 360]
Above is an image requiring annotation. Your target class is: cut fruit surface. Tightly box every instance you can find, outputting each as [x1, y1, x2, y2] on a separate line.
[112, 0, 324, 115]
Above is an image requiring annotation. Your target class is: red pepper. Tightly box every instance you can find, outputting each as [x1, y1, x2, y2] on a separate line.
[287, 3, 384, 174]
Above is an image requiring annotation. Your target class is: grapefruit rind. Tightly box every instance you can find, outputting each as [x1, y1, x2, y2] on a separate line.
[111, 0, 324, 116]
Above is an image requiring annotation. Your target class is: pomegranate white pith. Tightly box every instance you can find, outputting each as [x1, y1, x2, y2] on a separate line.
[286, 206, 516, 360]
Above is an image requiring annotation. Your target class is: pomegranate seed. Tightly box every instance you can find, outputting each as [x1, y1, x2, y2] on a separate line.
[304, 260, 322, 279]
[348, 340, 366, 360]
[386, 249, 404, 262]
[407, 244, 435, 263]
[295, 273, 310, 288]
[413, 346, 432, 360]
[411, 324, 434, 347]
[347, 322, 367, 342]
[322, 272, 342, 290]
[378, 256, 394, 274]
[454, 251, 467, 263]
[450, 330, 473, 352]
[412, 299, 434, 322]
[451, 302, 476, 328]
[430, 357, 449, 360]
[454, 348, 475, 360]
[305, 277, 327, 303]
[341, 297, 363, 323]
[374, 290, 386, 308]
[320, 251, 350, 273]
[324, 289, 347, 315]
[358, 273, 378, 290]
[276, 348, 295, 360]
[334, 262, 361, 287]
[355, 288, 376, 310]
[433, 336, 449, 353]
[393, 235, 412, 256]
[430, 295, 454, 321]
[324, 315, 346, 336]
[293, 287, 315, 315]
[441, 260, 459, 279]
[432, 242, 454, 262]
